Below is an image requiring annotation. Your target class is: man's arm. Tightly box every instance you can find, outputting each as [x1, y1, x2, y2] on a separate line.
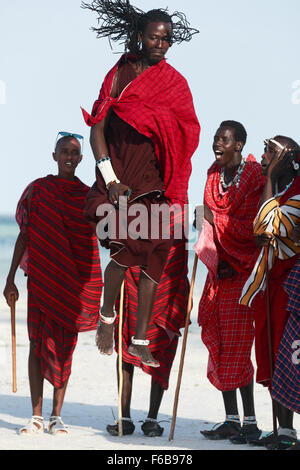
[260, 147, 292, 205]
[90, 116, 111, 163]
[204, 205, 214, 225]
[3, 184, 33, 307]
[3, 232, 27, 306]
[89, 72, 131, 204]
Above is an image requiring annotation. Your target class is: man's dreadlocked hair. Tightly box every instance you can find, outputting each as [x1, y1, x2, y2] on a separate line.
[81, 0, 199, 54]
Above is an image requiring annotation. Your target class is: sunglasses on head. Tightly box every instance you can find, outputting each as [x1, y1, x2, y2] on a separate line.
[55, 131, 84, 152]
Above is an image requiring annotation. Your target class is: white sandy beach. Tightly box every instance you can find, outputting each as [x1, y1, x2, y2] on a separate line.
[1, 263, 299, 453]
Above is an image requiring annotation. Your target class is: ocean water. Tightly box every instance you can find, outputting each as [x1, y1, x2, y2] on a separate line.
[0, 215, 206, 299]
[0, 216, 26, 292]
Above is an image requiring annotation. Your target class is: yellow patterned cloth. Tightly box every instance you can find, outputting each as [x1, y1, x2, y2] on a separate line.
[240, 189, 300, 307]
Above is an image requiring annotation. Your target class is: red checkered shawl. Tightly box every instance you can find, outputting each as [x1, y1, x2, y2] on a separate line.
[17, 176, 103, 333]
[203, 155, 265, 276]
[82, 55, 200, 204]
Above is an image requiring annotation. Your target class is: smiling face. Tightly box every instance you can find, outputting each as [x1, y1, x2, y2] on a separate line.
[139, 21, 172, 65]
[213, 126, 243, 168]
[53, 137, 82, 179]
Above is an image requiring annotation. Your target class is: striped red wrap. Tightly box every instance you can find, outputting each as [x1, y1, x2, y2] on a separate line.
[26, 176, 103, 333]
[16, 176, 103, 387]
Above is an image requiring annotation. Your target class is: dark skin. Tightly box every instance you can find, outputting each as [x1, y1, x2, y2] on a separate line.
[255, 137, 298, 433]
[255, 137, 296, 248]
[93, 21, 172, 368]
[205, 126, 244, 279]
[3, 138, 82, 432]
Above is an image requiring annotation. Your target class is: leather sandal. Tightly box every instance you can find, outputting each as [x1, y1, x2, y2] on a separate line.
[19, 416, 44, 435]
[141, 419, 164, 437]
[107, 418, 135, 436]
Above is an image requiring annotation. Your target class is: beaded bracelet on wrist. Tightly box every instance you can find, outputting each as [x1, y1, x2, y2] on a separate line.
[96, 156, 110, 166]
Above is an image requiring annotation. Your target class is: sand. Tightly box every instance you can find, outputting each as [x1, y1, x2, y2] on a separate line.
[1, 281, 299, 453]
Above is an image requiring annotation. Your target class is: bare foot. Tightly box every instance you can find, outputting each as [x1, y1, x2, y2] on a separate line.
[96, 323, 114, 355]
[128, 344, 160, 368]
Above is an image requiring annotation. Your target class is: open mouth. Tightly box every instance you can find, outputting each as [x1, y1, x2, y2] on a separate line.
[215, 150, 224, 157]
[151, 52, 164, 58]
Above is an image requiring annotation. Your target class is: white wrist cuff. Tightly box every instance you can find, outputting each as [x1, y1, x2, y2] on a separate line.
[96, 157, 120, 187]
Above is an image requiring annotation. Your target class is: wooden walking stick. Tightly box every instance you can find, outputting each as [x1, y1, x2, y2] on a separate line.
[10, 294, 17, 393]
[264, 245, 278, 438]
[169, 253, 198, 441]
[118, 281, 125, 437]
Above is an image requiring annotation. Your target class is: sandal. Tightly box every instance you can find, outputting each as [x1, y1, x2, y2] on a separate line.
[201, 421, 241, 440]
[141, 418, 164, 437]
[266, 434, 298, 450]
[249, 431, 275, 447]
[107, 418, 135, 436]
[48, 416, 69, 435]
[19, 416, 44, 435]
[128, 337, 160, 368]
[229, 423, 262, 445]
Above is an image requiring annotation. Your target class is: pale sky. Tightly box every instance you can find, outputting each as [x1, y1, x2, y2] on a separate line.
[1, 0, 300, 215]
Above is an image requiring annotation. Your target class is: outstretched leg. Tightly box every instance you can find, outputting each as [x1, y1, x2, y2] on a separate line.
[239, 380, 255, 417]
[19, 342, 44, 434]
[201, 390, 241, 440]
[96, 260, 127, 355]
[128, 272, 159, 367]
[118, 360, 134, 419]
[28, 342, 44, 418]
[106, 360, 135, 436]
[51, 380, 69, 417]
[147, 379, 164, 420]
[228, 380, 261, 444]
[48, 380, 69, 435]
[141, 379, 165, 437]
[275, 401, 294, 429]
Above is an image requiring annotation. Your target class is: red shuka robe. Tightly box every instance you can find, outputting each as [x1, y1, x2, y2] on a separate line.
[16, 175, 103, 387]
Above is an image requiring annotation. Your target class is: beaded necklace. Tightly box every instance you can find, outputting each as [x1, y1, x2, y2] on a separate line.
[274, 178, 295, 197]
[220, 157, 247, 190]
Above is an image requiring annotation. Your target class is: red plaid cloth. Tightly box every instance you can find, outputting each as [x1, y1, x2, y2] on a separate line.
[16, 176, 103, 387]
[203, 155, 265, 274]
[199, 273, 255, 391]
[198, 156, 265, 390]
[82, 54, 200, 205]
[271, 260, 300, 412]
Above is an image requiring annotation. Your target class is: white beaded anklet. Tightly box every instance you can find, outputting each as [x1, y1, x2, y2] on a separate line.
[131, 337, 150, 346]
[99, 308, 117, 325]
